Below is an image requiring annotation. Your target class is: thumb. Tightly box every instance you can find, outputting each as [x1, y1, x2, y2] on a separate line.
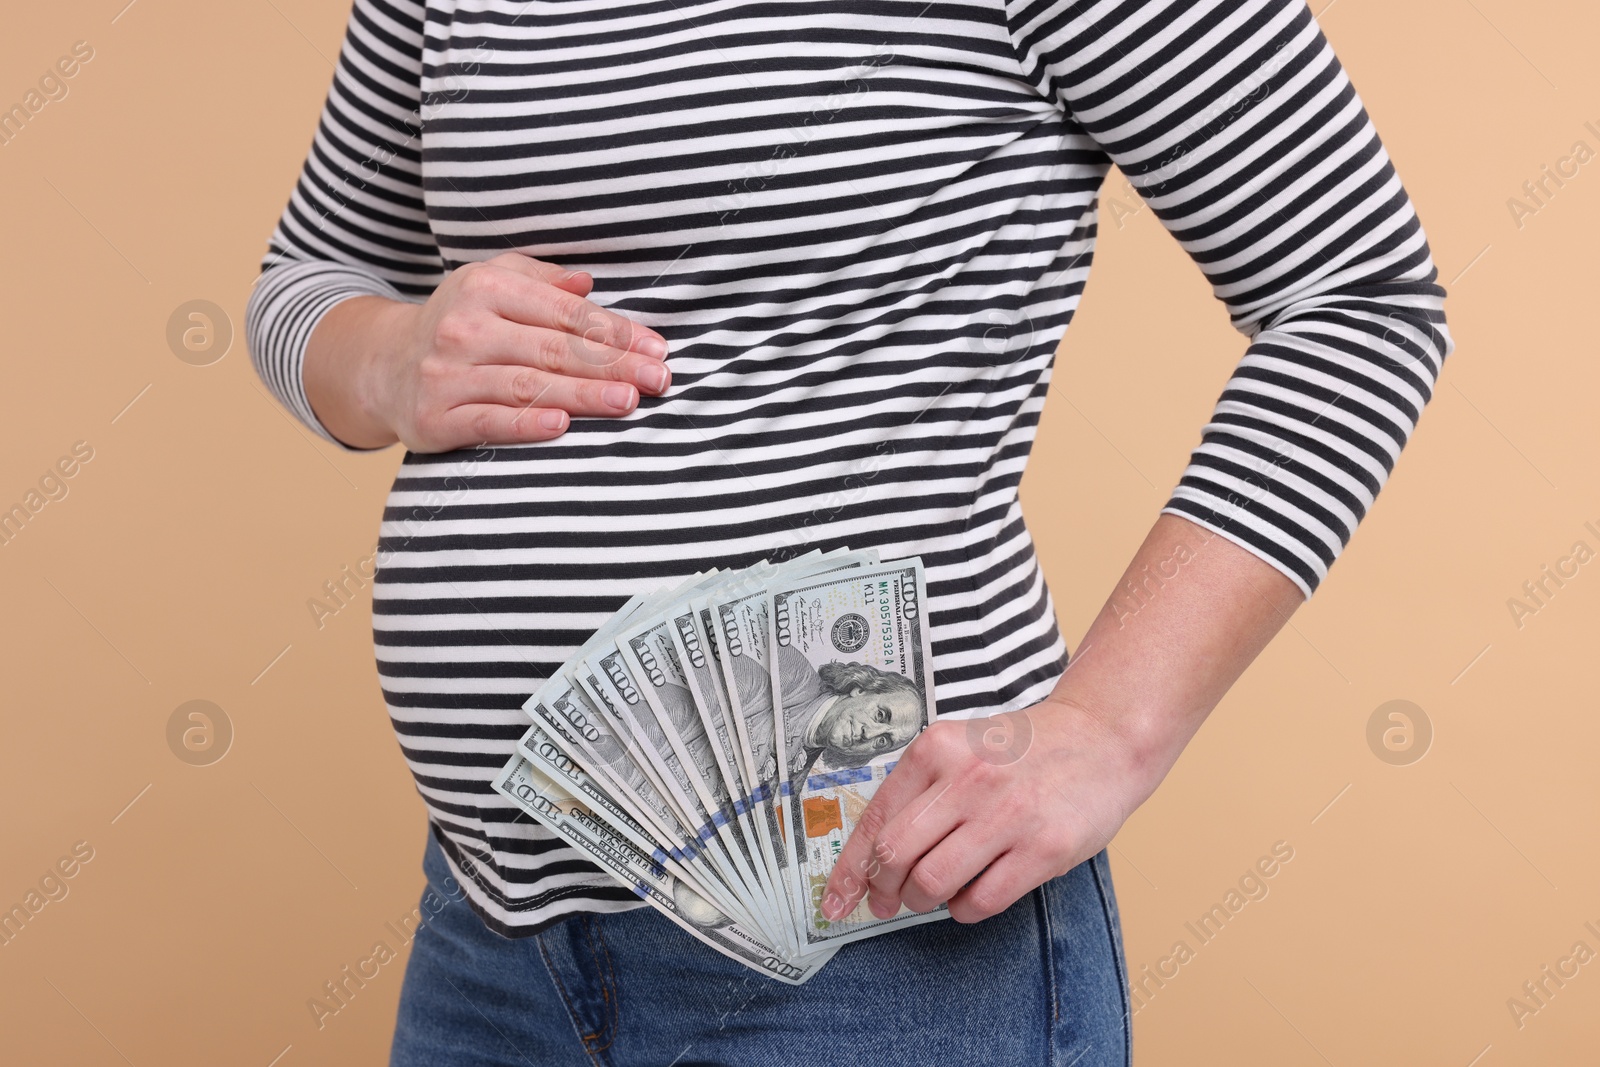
[485, 251, 594, 296]
[551, 268, 594, 297]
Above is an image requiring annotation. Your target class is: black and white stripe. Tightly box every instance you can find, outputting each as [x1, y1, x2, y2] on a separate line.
[247, 0, 1452, 935]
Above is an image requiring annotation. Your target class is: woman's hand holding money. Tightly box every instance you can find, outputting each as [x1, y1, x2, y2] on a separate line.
[820, 513, 1307, 925]
[820, 698, 1147, 923]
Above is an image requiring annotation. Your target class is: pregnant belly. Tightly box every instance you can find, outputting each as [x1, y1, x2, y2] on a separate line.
[366, 428, 1066, 931]
[370, 431, 1062, 735]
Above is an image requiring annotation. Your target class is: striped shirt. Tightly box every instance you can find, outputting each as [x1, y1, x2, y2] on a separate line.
[246, 0, 1453, 935]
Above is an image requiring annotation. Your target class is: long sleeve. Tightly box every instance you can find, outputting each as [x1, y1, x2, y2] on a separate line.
[1006, 0, 1455, 598]
[244, 0, 445, 448]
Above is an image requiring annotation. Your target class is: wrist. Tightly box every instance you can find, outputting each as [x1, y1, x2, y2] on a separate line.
[304, 295, 410, 449]
[1038, 685, 1182, 806]
[351, 298, 418, 443]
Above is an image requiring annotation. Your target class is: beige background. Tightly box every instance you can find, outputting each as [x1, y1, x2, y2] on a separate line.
[1, 1, 1595, 1063]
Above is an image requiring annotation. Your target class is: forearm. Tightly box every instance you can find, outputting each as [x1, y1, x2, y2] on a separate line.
[302, 295, 418, 450]
[1046, 512, 1307, 795]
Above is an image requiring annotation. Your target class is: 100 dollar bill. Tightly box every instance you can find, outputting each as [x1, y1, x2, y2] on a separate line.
[709, 550, 877, 957]
[493, 756, 835, 984]
[768, 558, 948, 951]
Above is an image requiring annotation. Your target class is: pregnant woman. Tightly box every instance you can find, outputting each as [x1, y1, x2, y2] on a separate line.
[246, 1, 1452, 1062]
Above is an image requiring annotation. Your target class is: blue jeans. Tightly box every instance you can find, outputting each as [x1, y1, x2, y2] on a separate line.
[390, 831, 1131, 1066]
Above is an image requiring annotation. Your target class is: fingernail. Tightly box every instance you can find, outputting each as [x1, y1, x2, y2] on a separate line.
[602, 383, 635, 410]
[637, 334, 668, 359]
[539, 410, 566, 431]
[558, 268, 588, 283]
[635, 363, 670, 394]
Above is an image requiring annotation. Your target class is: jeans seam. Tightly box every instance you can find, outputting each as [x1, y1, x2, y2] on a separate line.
[536, 929, 605, 1067]
[1036, 883, 1058, 1067]
[1090, 852, 1133, 1066]
[584, 917, 621, 1054]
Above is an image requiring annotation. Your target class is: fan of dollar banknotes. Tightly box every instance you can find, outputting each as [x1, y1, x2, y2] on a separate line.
[493, 547, 947, 983]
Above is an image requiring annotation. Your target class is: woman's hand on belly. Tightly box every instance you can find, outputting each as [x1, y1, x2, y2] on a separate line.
[303, 252, 672, 451]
